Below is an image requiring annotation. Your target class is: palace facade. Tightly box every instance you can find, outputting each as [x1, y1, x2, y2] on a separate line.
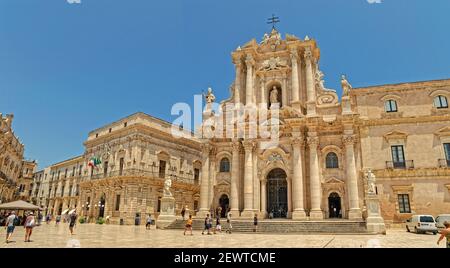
[0, 114, 36, 203]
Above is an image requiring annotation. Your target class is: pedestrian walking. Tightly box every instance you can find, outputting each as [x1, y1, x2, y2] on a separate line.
[69, 212, 77, 235]
[214, 216, 221, 234]
[55, 215, 61, 225]
[181, 206, 186, 220]
[146, 214, 152, 230]
[24, 212, 36, 242]
[226, 212, 232, 234]
[207, 214, 213, 235]
[202, 214, 209, 235]
[5, 211, 17, 243]
[253, 214, 258, 232]
[184, 215, 193, 236]
[437, 221, 450, 248]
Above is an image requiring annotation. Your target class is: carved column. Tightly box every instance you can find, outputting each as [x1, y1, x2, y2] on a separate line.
[282, 76, 287, 107]
[242, 140, 255, 218]
[198, 143, 210, 217]
[308, 136, 323, 219]
[230, 141, 240, 214]
[343, 135, 362, 219]
[208, 149, 216, 209]
[260, 77, 266, 107]
[245, 55, 255, 106]
[287, 177, 292, 218]
[260, 179, 267, 218]
[291, 137, 307, 219]
[305, 48, 316, 116]
[290, 50, 301, 111]
[234, 62, 242, 104]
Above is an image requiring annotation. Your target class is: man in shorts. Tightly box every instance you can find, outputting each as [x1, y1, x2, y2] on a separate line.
[5, 211, 17, 243]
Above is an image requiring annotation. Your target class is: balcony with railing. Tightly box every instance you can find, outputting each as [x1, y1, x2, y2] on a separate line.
[83, 168, 198, 185]
[438, 159, 450, 168]
[386, 160, 414, 169]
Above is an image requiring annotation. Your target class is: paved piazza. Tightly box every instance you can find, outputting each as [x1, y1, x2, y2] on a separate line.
[1, 224, 445, 248]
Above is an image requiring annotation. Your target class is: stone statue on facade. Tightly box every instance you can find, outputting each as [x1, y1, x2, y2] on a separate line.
[341, 75, 352, 96]
[163, 177, 172, 197]
[204, 87, 215, 104]
[366, 169, 377, 194]
[270, 86, 279, 106]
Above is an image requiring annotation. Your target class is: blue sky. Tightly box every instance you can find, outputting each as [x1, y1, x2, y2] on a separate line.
[1, 0, 449, 169]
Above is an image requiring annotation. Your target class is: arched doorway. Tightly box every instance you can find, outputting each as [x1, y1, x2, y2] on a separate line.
[219, 194, 229, 218]
[98, 194, 106, 218]
[267, 168, 288, 218]
[328, 192, 342, 218]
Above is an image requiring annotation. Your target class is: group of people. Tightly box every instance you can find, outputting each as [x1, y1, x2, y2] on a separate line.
[3, 211, 36, 243]
[183, 211, 235, 236]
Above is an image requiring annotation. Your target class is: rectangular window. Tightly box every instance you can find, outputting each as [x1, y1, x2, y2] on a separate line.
[76, 185, 79, 196]
[124, 122, 127, 127]
[79, 165, 83, 176]
[159, 160, 166, 178]
[64, 169, 68, 178]
[61, 186, 65, 197]
[72, 167, 76, 177]
[115, 195, 121, 211]
[385, 100, 398, 113]
[69, 185, 73, 196]
[398, 194, 411, 213]
[57, 170, 61, 180]
[391, 145, 405, 168]
[104, 161, 109, 177]
[119, 158, 124, 176]
[444, 143, 450, 161]
[194, 168, 200, 182]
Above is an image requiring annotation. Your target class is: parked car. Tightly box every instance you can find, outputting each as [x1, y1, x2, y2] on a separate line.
[435, 214, 450, 230]
[406, 215, 438, 234]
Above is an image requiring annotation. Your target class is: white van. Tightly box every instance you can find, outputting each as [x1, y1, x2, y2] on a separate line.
[406, 215, 438, 234]
[435, 214, 450, 229]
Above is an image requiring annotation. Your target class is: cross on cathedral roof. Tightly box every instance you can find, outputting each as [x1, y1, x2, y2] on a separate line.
[267, 14, 280, 30]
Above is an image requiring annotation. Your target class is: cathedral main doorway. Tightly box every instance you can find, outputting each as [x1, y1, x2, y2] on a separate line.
[328, 192, 342, 218]
[219, 194, 229, 218]
[267, 168, 288, 218]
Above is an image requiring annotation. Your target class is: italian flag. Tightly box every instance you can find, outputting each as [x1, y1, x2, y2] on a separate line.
[88, 157, 102, 169]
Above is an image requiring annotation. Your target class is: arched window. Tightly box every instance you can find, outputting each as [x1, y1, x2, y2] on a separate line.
[434, 95, 448, 109]
[384, 100, 398, 113]
[325, 152, 339, 169]
[219, 157, 230, 172]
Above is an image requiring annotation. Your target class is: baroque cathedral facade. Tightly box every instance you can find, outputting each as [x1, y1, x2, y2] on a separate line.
[31, 29, 450, 226]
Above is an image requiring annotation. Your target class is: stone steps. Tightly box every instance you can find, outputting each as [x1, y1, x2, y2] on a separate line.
[166, 218, 369, 234]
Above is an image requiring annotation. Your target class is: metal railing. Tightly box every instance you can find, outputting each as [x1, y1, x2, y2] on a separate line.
[82, 168, 199, 185]
[438, 159, 450, 168]
[386, 160, 414, 169]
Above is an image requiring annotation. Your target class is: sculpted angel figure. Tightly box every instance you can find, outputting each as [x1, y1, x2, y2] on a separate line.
[341, 75, 352, 96]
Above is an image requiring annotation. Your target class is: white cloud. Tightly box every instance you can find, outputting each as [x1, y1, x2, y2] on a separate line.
[367, 0, 382, 4]
[67, 0, 81, 4]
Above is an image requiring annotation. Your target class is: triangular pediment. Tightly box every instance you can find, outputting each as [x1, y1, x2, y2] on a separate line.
[216, 178, 230, 186]
[324, 177, 345, 184]
[435, 126, 450, 137]
[383, 130, 408, 140]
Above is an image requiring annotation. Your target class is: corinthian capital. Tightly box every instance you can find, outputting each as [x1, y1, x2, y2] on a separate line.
[232, 141, 241, 152]
[307, 136, 319, 147]
[290, 49, 298, 61]
[342, 135, 356, 146]
[201, 143, 211, 154]
[291, 136, 305, 146]
[245, 54, 255, 67]
[304, 48, 313, 62]
[242, 140, 256, 152]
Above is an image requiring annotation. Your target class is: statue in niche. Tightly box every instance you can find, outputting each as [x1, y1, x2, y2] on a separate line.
[204, 87, 215, 104]
[270, 86, 280, 107]
[341, 75, 352, 96]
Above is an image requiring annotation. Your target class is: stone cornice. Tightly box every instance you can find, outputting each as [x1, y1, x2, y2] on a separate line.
[359, 114, 450, 127]
[373, 168, 450, 179]
[351, 78, 450, 95]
